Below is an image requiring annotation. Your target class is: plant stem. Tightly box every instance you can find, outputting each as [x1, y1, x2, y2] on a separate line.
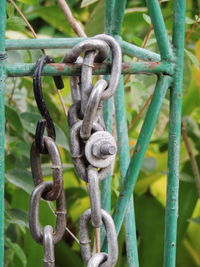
[57, 0, 86, 37]
[128, 94, 153, 130]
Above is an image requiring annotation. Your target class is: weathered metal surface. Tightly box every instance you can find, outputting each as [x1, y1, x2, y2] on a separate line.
[29, 181, 66, 244]
[79, 209, 118, 267]
[5, 61, 173, 77]
[145, 0, 173, 61]
[163, 1, 186, 267]
[5, 38, 161, 62]
[30, 137, 63, 201]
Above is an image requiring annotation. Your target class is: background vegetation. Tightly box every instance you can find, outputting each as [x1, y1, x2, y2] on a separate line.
[4, 0, 200, 266]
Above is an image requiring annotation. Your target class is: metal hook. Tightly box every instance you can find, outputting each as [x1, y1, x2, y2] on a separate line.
[33, 55, 64, 154]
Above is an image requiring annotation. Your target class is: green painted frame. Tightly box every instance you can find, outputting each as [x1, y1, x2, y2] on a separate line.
[0, 0, 186, 266]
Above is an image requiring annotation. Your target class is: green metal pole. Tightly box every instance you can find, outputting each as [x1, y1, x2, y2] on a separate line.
[101, 0, 115, 214]
[110, 1, 139, 266]
[102, 75, 172, 252]
[163, 0, 186, 266]
[114, 76, 139, 267]
[111, 0, 127, 36]
[120, 40, 160, 62]
[145, 0, 173, 61]
[0, 0, 6, 265]
[6, 61, 173, 77]
[5, 38, 161, 62]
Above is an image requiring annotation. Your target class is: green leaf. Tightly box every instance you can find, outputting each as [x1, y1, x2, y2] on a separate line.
[85, 0, 104, 36]
[9, 208, 29, 227]
[188, 217, 200, 225]
[20, 111, 69, 150]
[185, 49, 200, 70]
[7, 3, 14, 18]
[81, 0, 99, 7]
[5, 105, 24, 136]
[5, 169, 34, 194]
[16, 0, 39, 4]
[20, 112, 40, 134]
[55, 124, 69, 151]
[135, 195, 165, 267]
[143, 13, 151, 25]
[5, 238, 27, 267]
[7, 16, 27, 31]
[32, 6, 75, 35]
[142, 157, 157, 173]
[185, 17, 195, 24]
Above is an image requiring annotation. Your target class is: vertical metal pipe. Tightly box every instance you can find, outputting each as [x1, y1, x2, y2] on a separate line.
[104, 1, 139, 265]
[111, 0, 127, 36]
[101, 0, 115, 213]
[114, 77, 139, 267]
[163, 1, 186, 266]
[0, 0, 6, 265]
[145, 0, 173, 61]
[101, 75, 171, 250]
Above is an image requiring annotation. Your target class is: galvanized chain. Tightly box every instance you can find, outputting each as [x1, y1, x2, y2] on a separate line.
[65, 34, 121, 266]
[29, 33, 121, 267]
[29, 59, 66, 267]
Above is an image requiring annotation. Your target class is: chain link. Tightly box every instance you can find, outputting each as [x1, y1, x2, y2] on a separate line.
[66, 34, 121, 266]
[29, 34, 121, 266]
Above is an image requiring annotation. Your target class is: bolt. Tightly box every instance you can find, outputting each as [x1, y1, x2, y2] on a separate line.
[92, 142, 116, 159]
[100, 143, 116, 156]
[92, 144, 100, 158]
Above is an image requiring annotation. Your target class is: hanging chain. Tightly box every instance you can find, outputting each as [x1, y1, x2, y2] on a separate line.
[29, 56, 66, 267]
[29, 34, 121, 267]
[65, 34, 121, 267]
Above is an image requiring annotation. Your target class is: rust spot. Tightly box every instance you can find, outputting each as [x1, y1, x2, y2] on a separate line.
[134, 145, 141, 154]
[50, 63, 65, 72]
[149, 62, 159, 68]
[122, 62, 130, 69]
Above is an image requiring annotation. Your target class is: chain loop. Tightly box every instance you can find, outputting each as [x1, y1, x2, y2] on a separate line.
[43, 225, 55, 267]
[29, 181, 66, 244]
[79, 209, 118, 267]
[92, 34, 122, 101]
[80, 79, 107, 140]
[88, 166, 102, 228]
[87, 253, 108, 267]
[62, 39, 110, 64]
[30, 136, 63, 201]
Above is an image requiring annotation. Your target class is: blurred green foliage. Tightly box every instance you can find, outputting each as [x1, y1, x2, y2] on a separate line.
[4, 0, 200, 266]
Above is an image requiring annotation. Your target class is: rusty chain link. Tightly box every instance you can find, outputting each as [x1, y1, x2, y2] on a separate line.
[29, 34, 121, 266]
[66, 34, 120, 266]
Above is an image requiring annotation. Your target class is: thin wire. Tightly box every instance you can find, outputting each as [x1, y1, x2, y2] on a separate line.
[47, 202, 80, 244]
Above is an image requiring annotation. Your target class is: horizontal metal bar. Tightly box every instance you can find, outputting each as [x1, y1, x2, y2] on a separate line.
[5, 38, 160, 62]
[6, 61, 173, 77]
[120, 40, 160, 62]
[5, 38, 86, 50]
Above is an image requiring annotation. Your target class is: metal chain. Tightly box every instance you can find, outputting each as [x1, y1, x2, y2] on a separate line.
[29, 60, 66, 267]
[29, 33, 121, 267]
[65, 34, 121, 266]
